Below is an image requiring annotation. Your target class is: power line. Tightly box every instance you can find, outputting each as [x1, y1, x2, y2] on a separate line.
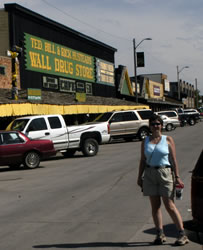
[41, 0, 131, 42]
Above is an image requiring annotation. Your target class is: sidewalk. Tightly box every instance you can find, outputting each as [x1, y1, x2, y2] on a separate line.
[127, 171, 203, 249]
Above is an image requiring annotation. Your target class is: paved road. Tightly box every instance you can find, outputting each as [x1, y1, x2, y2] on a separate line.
[0, 122, 202, 250]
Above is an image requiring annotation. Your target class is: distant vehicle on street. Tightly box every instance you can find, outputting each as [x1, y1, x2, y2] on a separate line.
[175, 108, 200, 125]
[155, 110, 180, 131]
[158, 114, 180, 131]
[0, 131, 56, 169]
[155, 110, 179, 119]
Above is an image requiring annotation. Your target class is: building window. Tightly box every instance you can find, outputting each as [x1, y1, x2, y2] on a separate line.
[59, 78, 76, 93]
[86, 82, 92, 95]
[0, 66, 6, 75]
[76, 82, 85, 93]
[43, 76, 58, 90]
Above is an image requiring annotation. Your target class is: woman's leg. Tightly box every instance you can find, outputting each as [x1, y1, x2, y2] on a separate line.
[149, 196, 163, 230]
[162, 197, 184, 230]
[162, 197, 189, 245]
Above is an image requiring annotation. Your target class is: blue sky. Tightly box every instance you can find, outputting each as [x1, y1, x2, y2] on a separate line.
[1, 0, 203, 95]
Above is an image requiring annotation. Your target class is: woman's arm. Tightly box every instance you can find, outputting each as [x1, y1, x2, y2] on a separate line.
[137, 140, 146, 187]
[167, 136, 184, 187]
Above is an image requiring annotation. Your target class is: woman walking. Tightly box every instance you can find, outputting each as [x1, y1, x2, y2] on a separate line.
[137, 114, 189, 246]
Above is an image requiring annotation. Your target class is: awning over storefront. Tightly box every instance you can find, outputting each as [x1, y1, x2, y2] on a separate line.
[0, 103, 149, 117]
[146, 97, 182, 106]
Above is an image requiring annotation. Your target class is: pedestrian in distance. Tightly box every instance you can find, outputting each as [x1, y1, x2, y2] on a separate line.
[137, 114, 189, 246]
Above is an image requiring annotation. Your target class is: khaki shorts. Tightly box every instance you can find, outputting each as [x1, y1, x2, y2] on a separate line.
[143, 167, 175, 198]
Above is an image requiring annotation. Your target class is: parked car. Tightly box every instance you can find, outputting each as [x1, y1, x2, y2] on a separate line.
[0, 131, 56, 169]
[158, 115, 180, 131]
[155, 110, 179, 119]
[93, 109, 153, 141]
[6, 114, 110, 157]
[175, 108, 200, 125]
[155, 110, 181, 130]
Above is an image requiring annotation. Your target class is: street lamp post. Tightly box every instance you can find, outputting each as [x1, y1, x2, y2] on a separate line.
[133, 38, 152, 103]
[177, 65, 189, 100]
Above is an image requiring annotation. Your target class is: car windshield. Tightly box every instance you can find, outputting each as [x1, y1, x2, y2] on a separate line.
[10, 119, 29, 131]
[93, 112, 113, 122]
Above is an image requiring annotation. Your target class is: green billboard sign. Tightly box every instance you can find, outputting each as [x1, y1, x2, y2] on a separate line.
[24, 33, 95, 82]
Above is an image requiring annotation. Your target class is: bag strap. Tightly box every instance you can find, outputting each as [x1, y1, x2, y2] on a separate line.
[148, 143, 158, 165]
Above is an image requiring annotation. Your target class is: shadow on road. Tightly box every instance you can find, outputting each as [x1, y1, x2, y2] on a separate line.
[33, 241, 167, 248]
[32, 224, 179, 248]
[144, 223, 177, 238]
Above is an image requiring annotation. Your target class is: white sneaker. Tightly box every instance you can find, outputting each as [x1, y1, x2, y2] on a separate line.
[175, 235, 189, 246]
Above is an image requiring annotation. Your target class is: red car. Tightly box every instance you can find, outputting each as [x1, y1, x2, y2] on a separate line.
[0, 131, 56, 169]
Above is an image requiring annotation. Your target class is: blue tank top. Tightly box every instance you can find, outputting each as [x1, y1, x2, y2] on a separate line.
[144, 135, 170, 167]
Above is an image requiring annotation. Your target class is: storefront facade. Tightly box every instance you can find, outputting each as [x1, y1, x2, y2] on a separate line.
[1, 3, 117, 98]
[0, 3, 149, 124]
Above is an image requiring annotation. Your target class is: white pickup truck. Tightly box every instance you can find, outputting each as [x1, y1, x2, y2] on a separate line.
[6, 114, 110, 157]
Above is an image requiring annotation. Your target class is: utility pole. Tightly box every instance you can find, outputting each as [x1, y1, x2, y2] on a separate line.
[133, 38, 152, 103]
[195, 78, 198, 109]
[133, 39, 137, 103]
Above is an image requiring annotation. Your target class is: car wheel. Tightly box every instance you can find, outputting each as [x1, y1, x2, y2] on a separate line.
[24, 151, 40, 169]
[166, 123, 173, 131]
[138, 128, 149, 141]
[81, 138, 98, 157]
[188, 118, 195, 126]
[62, 149, 76, 157]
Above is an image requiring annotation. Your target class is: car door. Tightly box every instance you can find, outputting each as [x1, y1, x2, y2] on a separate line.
[26, 117, 51, 140]
[0, 132, 25, 166]
[47, 116, 69, 151]
[122, 111, 139, 134]
[109, 113, 126, 136]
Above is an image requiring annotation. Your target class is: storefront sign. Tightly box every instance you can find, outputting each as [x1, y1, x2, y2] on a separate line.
[147, 80, 163, 99]
[75, 92, 86, 102]
[24, 33, 95, 82]
[153, 86, 160, 96]
[164, 79, 170, 92]
[27, 88, 42, 100]
[96, 58, 114, 85]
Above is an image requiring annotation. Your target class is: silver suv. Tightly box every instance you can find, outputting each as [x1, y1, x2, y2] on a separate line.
[93, 109, 153, 141]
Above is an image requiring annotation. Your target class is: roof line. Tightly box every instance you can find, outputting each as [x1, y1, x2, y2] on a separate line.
[4, 3, 117, 52]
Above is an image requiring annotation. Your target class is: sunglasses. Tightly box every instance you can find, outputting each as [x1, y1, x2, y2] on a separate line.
[150, 122, 161, 126]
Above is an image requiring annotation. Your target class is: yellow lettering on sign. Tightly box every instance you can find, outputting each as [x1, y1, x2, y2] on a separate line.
[29, 52, 51, 70]
[44, 42, 56, 54]
[30, 38, 43, 50]
[61, 48, 72, 59]
[72, 52, 92, 65]
[75, 64, 93, 79]
[54, 58, 73, 74]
